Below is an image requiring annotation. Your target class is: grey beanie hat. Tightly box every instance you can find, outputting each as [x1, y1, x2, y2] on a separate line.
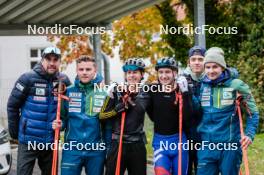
[204, 47, 226, 69]
[205, 47, 224, 56]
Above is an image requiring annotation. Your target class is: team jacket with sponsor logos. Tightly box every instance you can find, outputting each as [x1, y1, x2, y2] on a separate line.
[196, 69, 259, 143]
[7, 63, 71, 143]
[62, 77, 110, 152]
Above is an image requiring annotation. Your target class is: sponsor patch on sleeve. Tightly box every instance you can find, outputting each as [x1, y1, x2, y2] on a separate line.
[16, 83, 24, 92]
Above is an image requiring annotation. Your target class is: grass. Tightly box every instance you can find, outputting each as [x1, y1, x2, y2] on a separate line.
[144, 116, 154, 158]
[243, 133, 264, 175]
[144, 116, 264, 174]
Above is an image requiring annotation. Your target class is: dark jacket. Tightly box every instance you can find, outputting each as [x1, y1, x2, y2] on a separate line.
[146, 84, 193, 136]
[7, 63, 71, 143]
[196, 69, 259, 143]
[99, 89, 150, 143]
[62, 77, 110, 153]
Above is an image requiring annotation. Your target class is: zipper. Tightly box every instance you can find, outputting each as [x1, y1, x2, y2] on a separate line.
[208, 87, 213, 141]
[210, 87, 213, 112]
[229, 115, 233, 141]
[82, 90, 86, 143]
[217, 88, 220, 108]
[89, 96, 93, 116]
[83, 90, 86, 113]
[83, 87, 93, 116]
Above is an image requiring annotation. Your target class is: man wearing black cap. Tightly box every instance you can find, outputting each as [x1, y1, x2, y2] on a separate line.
[7, 47, 71, 175]
[183, 46, 206, 175]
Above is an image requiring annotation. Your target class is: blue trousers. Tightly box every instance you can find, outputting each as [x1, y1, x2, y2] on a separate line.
[152, 133, 188, 175]
[197, 146, 242, 175]
[61, 150, 105, 175]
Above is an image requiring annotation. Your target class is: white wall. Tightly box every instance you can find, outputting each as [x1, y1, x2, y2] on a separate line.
[0, 36, 125, 128]
[0, 36, 52, 127]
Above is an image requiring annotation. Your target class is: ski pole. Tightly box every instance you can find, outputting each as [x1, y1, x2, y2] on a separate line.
[51, 81, 69, 175]
[236, 96, 250, 175]
[178, 92, 183, 175]
[115, 93, 129, 175]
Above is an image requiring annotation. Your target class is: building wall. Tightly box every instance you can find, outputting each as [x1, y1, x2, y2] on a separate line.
[0, 36, 124, 128]
[0, 36, 52, 127]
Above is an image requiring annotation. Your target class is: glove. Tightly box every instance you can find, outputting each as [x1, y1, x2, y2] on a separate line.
[114, 102, 126, 113]
[177, 76, 188, 93]
[107, 82, 118, 99]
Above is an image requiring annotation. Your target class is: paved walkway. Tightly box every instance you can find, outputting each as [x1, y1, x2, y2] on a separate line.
[9, 145, 154, 175]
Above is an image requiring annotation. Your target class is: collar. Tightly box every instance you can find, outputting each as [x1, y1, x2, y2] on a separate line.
[202, 69, 232, 86]
[184, 66, 205, 82]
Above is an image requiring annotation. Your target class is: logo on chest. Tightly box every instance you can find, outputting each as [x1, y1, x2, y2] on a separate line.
[35, 88, 45, 96]
[223, 91, 233, 99]
[69, 92, 82, 98]
[34, 83, 47, 88]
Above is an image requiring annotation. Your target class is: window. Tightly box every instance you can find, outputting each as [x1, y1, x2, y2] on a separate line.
[30, 48, 44, 69]
[30, 61, 38, 69]
[30, 49, 38, 57]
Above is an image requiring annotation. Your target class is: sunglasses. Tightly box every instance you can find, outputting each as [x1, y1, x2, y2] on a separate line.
[43, 47, 61, 55]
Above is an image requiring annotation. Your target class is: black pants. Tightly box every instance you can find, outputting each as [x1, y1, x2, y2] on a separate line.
[17, 143, 53, 175]
[188, 148, 198, 175]
[105, 141, 146, 175]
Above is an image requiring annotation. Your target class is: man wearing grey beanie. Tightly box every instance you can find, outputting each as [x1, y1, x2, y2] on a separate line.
[204, 49, 227, 69]
[195, 47, 259, 175]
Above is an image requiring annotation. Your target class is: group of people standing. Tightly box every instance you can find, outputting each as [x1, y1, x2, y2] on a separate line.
[7, 45, 259, 175]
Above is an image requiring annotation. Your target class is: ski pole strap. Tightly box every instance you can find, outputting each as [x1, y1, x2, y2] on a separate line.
[235, 95, 252, 118]
[53, 82, 67, 96]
